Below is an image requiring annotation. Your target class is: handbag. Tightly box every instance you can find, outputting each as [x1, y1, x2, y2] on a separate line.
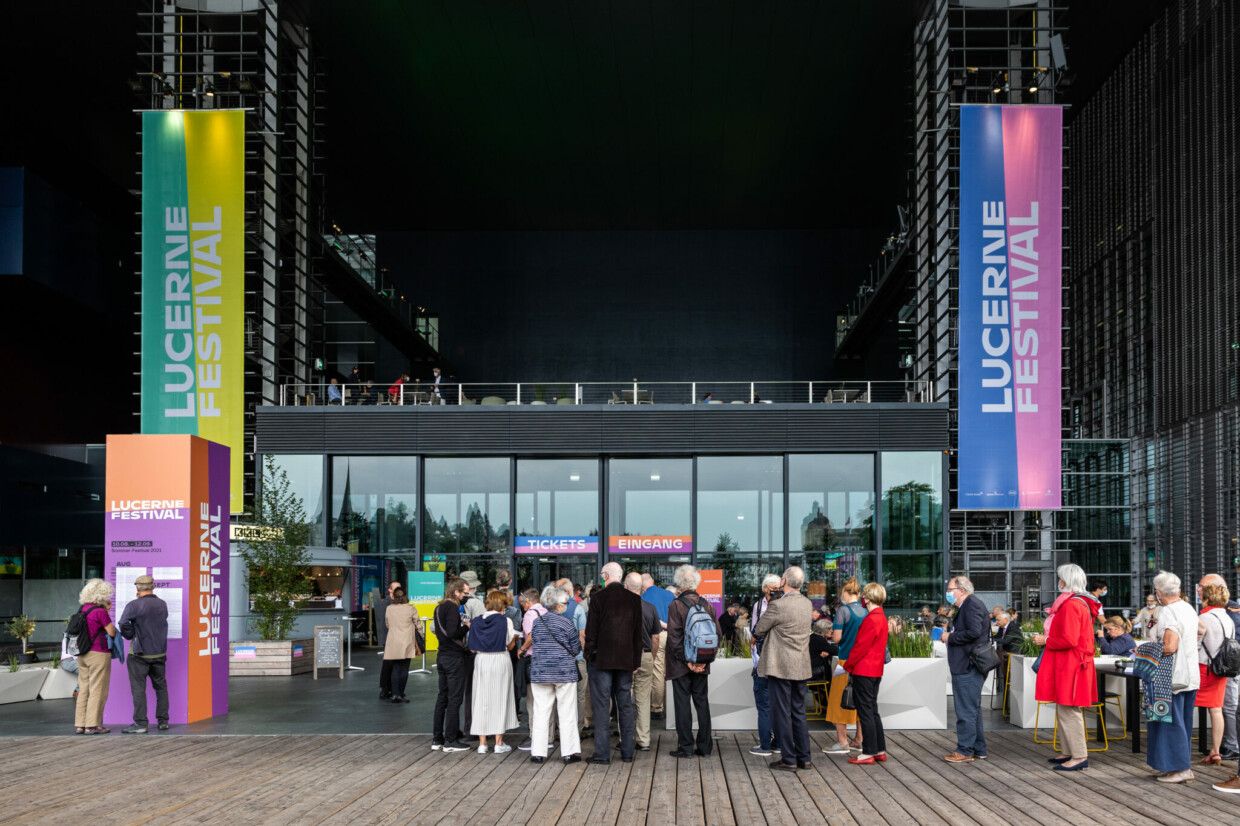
[539, 614, 582, 682]
[1030, 648, 1045, 674]
[839, 680, 856, 711]
[970, 638, 1000, 674]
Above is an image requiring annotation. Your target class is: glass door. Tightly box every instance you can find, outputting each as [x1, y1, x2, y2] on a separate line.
[516, 555, 599, 598]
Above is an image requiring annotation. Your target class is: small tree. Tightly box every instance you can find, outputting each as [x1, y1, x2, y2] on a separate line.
[5, 615, 36, 654]
[242, 456, 312, 640]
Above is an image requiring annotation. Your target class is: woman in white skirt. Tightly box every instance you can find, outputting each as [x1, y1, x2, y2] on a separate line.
[468, 590, 519, 753]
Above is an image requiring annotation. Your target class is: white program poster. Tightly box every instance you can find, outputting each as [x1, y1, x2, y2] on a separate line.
[162, 587, 184, 640]
[115, 567, 148, 620]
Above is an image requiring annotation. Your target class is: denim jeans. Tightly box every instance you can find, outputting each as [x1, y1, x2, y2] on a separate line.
[951, 666, 987, 756]
[752, 671, 771, 750]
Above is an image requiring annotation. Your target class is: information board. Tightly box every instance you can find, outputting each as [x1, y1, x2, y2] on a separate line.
[314, 625, 343, 679]
[408, 572, 444, 652]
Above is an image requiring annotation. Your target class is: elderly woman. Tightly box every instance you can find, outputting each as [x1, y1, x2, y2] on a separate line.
[1146, 570, 1202, 783]
[1032, 564, 1100, 771]
[74, 578, 117, 734]
[1197, 581, 1235, 764]
[1096, 616, 1137, 656]
[468, 590, 519, 754]
[822, 577, 867, 755]
[844, 582, 890, 765]
[1135, 594, 1160, 639]
[528, 585, 582, 764]
[810, 619, 836, 681]
[383, 587, 421, 704]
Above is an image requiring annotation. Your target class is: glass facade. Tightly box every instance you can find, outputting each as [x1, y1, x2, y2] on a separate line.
[263, 451, 946, 611]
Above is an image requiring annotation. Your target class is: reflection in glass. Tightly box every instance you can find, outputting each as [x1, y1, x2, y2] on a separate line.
[331, 457, 417, 559]
[613, 557, 690, 592]
[790, 551, 877, 613]
[424, 458, 511, 556]
[697, 457, 784, 552]
[789, 455, 874, 551]
[431, 554, 512, 590]
[693, 553, 785, 611]
[265, 454, 325, 545]
[881, 452, 944, 550]
[608, 459, 692, 537]
[879, 553, 943, 619]
[516, 556, 599, 596]
[516, 459, 599, 537]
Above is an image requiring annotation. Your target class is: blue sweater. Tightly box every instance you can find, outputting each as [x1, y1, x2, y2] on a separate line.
[1098, 632, 1136, 656]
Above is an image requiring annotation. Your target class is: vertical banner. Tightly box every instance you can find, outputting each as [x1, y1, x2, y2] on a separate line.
[408, 571, 445, 652]
[698, 569, 723, 620]
[104, 434, 229, 725]
[958, 105, 1063, 510]
[141, 110, 245, 513]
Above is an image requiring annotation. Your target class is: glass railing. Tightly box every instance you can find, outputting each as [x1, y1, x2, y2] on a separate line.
[279, 380, 933, 407]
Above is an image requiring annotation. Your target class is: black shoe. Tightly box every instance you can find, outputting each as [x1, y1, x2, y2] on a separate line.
[669, 749, 695, 759]
[651, 711, 665, 720]
[157, 723, 169, 731]
[391, 697, 404, 704]
[529, 756, 545, 764]
[580, 726, 593, 736]
[1051, 759, 1089, 772]
[378, 691, 393, 700]
[797, 761, 814, 770]
[694, 748, 709, 757]
[637, 744, 651, 752]
[563, 754, 582, 764]
[1047, 756, 1072, 764]
[621, 756, 634, 763]
[771, 761, 798, 771]
[122, 725, 147, 734]
[400, 696, 410, 703]
[587, 757, 611, 766]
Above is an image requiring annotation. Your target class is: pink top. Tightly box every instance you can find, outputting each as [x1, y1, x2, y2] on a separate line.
[82, 604, 113, 653]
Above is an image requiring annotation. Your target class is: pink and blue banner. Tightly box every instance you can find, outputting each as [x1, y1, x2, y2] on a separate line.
[958, 105, 1062, 510]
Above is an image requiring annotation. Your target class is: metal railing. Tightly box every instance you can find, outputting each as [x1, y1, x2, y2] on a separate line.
[280, 380, 932, 407]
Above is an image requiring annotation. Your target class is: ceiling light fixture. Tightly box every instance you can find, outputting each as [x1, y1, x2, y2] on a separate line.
[650, 474, 660, 481]
[570, 474, 580, 482]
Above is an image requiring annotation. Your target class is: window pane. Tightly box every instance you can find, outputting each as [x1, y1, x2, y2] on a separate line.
[434, 554, 512, 591]
[694, 552, 786, 610]
[424, 458, 511, 556]
[881, 452, 943, 550]
[880, 553, 944, 619]
[265, 454, 325, 545]
[696, 456, 784, 553]
[790, 551, 877, 613]
[516, 459, 599, 538]
[608, 459, 692, 539]
[330, 457, 418, 559]
[789, 454, 875, 551]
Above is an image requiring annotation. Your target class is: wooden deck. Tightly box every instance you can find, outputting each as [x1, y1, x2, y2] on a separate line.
[1, 729, 1234, 825]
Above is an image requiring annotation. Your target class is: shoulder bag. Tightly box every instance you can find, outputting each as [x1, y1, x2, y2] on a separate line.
[838, 679, 856, 710]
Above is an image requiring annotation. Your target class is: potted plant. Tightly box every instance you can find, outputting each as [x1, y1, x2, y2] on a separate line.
[232, 456, 315, 676]
[0, 653, 48, 705]
[5, 616, 37, 664]
[878, 630, 948, 729]
[1007, 617, 1045, 728]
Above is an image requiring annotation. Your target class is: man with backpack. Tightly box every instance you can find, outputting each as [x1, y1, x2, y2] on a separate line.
[665, 564, 722, 759]
[583, 562, 643, 764]
[117, 574, 169, 733]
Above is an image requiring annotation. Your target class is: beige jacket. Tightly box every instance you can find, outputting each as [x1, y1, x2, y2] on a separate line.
[383, 604, 422, 660]
[753, 591, 813, 681]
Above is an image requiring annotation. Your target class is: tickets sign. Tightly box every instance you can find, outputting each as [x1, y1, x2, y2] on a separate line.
[515, 536, 600, 554]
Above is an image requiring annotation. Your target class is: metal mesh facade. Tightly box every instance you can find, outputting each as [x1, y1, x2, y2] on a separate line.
[1068, 0, 1240, 589]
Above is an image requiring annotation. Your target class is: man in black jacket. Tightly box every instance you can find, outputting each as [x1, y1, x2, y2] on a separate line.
[431, 577, 471, 752]
[583, 562, 643, 764]
[942, 575, 989, 762]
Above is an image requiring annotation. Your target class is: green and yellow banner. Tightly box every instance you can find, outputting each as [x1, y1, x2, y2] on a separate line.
[141, 110, 244, 512]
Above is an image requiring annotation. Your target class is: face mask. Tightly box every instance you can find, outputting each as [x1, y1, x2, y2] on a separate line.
[1100, 590, 1108, 599]
[945, 591, 957, 605]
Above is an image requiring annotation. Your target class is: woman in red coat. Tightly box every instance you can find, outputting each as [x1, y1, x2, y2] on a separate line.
[1033, 563, 1100, 771]
[844, 582, 890, 765]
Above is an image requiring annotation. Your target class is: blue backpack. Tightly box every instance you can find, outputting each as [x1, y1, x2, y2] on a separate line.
[679, 595, 720, 664]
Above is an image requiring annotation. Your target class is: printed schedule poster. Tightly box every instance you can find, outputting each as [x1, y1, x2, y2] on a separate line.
[408, 572, 445, 652]
[104, 434, 229, 725]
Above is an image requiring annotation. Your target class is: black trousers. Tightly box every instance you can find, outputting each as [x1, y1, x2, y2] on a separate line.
[390, 659, 411, 698]
[463, 652, 475, 733]
[852, 674, 886, 756]
[433, 652, 466, 744]
[127, 655, 168, 727]
[768, 676, 811, 765]
[588, 665, 635, 759]
[513, 650, 526, 713]
[379, 658, 394, 694]
[672, 672, 712, 754]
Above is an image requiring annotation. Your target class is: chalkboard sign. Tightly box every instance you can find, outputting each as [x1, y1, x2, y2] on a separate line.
[313, 625, 344, 680]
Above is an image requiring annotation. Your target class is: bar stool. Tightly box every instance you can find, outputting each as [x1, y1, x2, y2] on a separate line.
[806, 680, 829, 720]
[1033, 700, 1058, 744]
[1052, 701, 1110, 753]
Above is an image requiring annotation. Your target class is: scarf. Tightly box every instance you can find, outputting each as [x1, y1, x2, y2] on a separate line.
[1132, 640, 1174, 724]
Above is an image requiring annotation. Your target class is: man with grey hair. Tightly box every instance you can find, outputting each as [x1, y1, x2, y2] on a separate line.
[584, 562, 643, 764]
[666, 564, 722, 757]
[754, 566, 814, 770]
[625, 573, 663, 751]
[1200, 573, 1240, 763]
[118, 574, 169, 734]
[942, 574, 989, 762]
[747, 573, 784, 756]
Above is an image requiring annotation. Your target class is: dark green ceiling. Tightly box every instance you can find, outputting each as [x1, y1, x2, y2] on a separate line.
[310, 0, 917, 231]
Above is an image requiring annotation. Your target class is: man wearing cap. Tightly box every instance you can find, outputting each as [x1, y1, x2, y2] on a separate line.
[459, 570, 485, 734]
[118, 575, 170, 734]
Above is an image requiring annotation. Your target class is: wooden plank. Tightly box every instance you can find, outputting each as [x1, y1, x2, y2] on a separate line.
[729, 731, 798, 826]
[308, 740, 450, 826]
[526, 749, 590, 826]
[894, 733, 1045, 826]
[716, 735, 771, 826]
[608, 734, 652, 826]
[644, 740, 680, 826]
[697, 738, 738, 826]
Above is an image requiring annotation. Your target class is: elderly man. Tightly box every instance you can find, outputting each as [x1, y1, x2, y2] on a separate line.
[754, 566, 814, 771]
[665, 564, 722, 758]
[584, 562, 644, 764]
[118, 574, 169, 733]
[556, 578, 578, 621]
[942, 575, 989, 762]
[994, 609, 1024, 654]
[1201, 574, 1240, 774]
[625, 573, 663, 752]
[641, 573, 674, 719]
[748, 573, 783, 757]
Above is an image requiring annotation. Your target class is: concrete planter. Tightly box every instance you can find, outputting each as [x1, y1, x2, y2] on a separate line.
[0, 669, 50, 704]
[1008, 654, 1041, 728]
[39, 667, 78, 699]
[665, 657, 757, 731]
[878, 657, 948, 729]
[229, 638, 314, 676]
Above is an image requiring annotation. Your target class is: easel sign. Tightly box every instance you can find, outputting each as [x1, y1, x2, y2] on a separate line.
[314, 625, 344, 680]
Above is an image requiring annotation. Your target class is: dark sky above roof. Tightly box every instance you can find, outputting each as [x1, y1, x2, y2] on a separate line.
[308, 0, 919, 232]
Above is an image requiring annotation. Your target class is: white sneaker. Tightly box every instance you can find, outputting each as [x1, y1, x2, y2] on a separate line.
[494, 744, 513, 754]
[822, 742, 850, 755]
[477, 745, 489, 754]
